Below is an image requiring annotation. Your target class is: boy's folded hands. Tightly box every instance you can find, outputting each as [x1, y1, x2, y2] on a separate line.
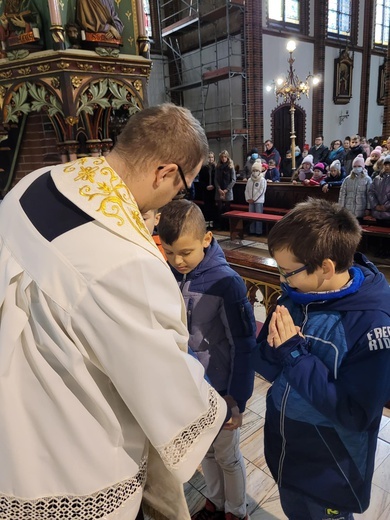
[267, 305, 303, 348]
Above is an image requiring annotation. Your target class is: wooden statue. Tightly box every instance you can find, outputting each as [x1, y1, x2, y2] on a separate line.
[76, 0, 124, 53]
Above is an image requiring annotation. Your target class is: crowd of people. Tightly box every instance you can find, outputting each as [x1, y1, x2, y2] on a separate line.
[0, 104, 389, 520]
[197, 133, 390, 234]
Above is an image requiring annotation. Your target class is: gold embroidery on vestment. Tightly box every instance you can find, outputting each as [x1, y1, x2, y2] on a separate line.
[62, 158, 154, 243]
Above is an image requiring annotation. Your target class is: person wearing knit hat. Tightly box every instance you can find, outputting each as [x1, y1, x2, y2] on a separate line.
[339, 154, 372, 219]
[243, 147, 260, 179]
[321, 159, 346, 193]
[292, 154, 314, 183]
[369, 154, 390, 231]
[304, 162, 327, 185]
[352, 154, 365, 169]
[330, 159, 341, 171]
[313, 162, 326, 174]
[245, 157, 267, 235]
[301, 143, 310, 159]
[371, 146, 383, 158]
[301, 154, 313, 166]
[366, 146, 383, 177]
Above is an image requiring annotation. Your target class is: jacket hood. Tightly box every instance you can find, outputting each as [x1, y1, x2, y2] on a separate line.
[282, 253, 390, 314]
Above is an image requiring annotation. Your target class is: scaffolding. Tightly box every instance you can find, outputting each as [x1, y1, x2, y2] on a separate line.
[158, 0, 248, 160]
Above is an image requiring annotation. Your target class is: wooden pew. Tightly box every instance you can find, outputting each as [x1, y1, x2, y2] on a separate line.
[361, 225, 390, 238]
[222, 210, 282, 240]
[224, 249, 280, 315]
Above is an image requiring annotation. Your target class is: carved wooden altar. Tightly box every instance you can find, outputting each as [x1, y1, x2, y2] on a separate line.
[0, 48, 151, 193]
[0, 0, 151, 196]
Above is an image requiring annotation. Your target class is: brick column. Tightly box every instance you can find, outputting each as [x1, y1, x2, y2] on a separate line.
[245, 0, 263, 151]
[383, 45, 390, 139]
[359, 0, 373, 136]
[311, 0, 327, 139]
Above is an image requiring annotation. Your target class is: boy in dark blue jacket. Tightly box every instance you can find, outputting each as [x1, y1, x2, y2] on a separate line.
[253, 198, 390, 520]
[159, 200, 256, 520]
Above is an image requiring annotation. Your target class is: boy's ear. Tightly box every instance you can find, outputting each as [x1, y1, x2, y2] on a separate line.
[321, 258, 336, 279]
[202, 231, 213, 247]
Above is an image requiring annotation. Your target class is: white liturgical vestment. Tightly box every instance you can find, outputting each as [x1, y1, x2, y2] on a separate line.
[0, 157, 227, 519]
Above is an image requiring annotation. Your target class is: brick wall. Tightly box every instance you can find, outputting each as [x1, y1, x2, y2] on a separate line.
[12, 112, 60, 188]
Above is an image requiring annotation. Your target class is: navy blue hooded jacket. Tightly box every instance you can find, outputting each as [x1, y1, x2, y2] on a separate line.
[252, 254, 390, 513]
[171, 238, 256, 412]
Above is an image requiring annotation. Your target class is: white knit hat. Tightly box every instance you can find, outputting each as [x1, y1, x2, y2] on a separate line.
[301, 154, 313, 166]
[330, 159, 341, 171]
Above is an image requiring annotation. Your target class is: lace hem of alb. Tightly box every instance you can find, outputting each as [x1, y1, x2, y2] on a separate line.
[158, 387, 219, 468]
[0, 457, 147, 520]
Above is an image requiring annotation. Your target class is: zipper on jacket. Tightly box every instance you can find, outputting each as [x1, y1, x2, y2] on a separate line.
[277, 384, 291, 486]
[179, 274, 187, 292]
[240, 303, 251, 335]
[187, 299, 193, 332]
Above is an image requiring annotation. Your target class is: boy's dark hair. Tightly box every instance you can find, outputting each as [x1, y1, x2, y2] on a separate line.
[159, 200, 207, 245]
[268, 198, 362, 273]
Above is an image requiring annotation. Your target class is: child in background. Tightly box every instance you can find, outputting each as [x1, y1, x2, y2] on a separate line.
[159, 200, 256, 520]
[265, 159, 280, 182]
[338, 154, 372, 221]
[369, 154, 390, 225]
[303, 162, 327, 185]
[320, 159, 346, 193]
[252, 198, 390, 520]
[365, 146, 383, 177]
[280, 149, 293, 177]
[372, 155, 384, 179]
[292, 154, 314, 184]
[142, 208, 167, 259]
[245, 158, 267, 236]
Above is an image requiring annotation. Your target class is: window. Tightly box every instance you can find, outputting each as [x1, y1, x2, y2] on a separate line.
[267, 0, 300, 28]
[327, 0, 351, 38]
[375, 0, 390, 46]
[143, 0, 152, 39]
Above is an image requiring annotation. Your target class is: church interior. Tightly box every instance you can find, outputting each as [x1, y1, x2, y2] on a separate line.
[0, 1, 390, 519]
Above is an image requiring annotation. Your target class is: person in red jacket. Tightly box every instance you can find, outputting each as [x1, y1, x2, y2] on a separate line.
[303, 162, 327, 186]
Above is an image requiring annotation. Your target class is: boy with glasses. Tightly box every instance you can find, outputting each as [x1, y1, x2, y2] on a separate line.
[253, 198, 390, 520]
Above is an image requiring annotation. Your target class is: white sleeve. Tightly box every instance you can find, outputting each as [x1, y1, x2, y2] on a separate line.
[71, 249, 227, 482]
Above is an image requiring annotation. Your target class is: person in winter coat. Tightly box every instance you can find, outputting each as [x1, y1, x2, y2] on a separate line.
[303, 162, 327, 186]
[325, 139, 346, 166]
[344, 135, 368, 174]
[308, 135, 329, 164]
[280, 149, 293, 177]
[243, 147, 260, 179]
[214, 150, 236, 229]
[265, 158, 281, 182]
[252, 198, 390, 520]
[291, 154, 314, 183]
[198, 151, 217, 227]
[364, 146, 383, 178]
[372, 155, 385, 179]
[245, 159, 267, 236]
[369, 154, 390, 224]
[338, 154, 372, 220]
[159, 200, 256, 520]
[320, 159, 346, 193]
[261, 139, 281, 166]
